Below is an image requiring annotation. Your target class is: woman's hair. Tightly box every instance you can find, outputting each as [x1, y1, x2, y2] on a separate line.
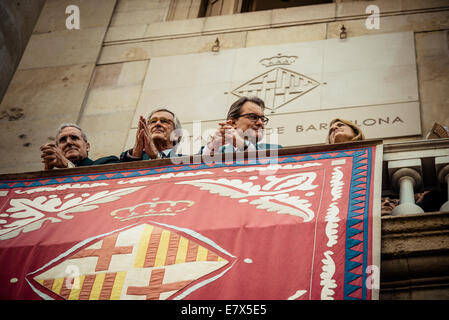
[326, 118, 365, 144]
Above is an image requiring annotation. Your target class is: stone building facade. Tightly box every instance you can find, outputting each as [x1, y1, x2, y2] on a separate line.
[0, 0, 448, 299]
[1, 0, 448, 174]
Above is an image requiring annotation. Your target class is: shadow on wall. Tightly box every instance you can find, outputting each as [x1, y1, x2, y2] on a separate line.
[0, 0, 46, 104]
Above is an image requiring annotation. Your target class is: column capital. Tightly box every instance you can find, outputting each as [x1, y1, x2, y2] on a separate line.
[436, 156, 449, 185]
[391, 167, 423, 192]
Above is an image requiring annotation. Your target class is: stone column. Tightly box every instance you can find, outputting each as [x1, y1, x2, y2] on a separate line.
[390, 167, 424, 216]
[436, 158, 449, 212]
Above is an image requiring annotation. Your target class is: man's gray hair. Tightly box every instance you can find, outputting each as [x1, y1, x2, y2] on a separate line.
[148, 108, 183, 145]
[55, 123, 87, 145]
[226, 96, 265, 120]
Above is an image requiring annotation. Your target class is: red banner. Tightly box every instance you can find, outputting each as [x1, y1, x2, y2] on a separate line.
[0, 146, 381, 300]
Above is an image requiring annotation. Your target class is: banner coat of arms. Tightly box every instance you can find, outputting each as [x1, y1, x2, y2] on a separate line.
[0, 145, 382, 300]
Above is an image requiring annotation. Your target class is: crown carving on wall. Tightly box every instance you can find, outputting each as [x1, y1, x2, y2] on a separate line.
[259, 53, 298, 67]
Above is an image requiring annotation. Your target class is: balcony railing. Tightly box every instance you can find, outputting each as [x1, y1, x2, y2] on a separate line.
[380, 138, 449, 299]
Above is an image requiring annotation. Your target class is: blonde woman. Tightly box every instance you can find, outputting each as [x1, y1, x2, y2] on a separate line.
[326, 118, 365, 144]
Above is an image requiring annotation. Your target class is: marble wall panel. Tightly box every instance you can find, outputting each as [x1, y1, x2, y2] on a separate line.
[202, 10, 272, 33]
[0, 64, 94, 122]
[142, 18, 205, 39]
[415, 30, 449, 136]
[271, 2, 336, 25]
[327, 10, 449, 39]
[110, 8, 170, 27]
[99, 31, 247, 64]
[401, 0, 449, 11]
[245, 24, 327, 47]
[115, 0, 171, 12]
[321, 65, 419, 109]
[78, 60, 149, 159]
[78, 111, 135, 160]
[18, 27, 107, 69]
[83, 86, 142, 116]
[33, 0, 116, 34]
[104, 25, 148, 43]
[133, 32, 420, 143]
[0, 0, 116, 174]
[0, 113, 85, 174]
[336, 0, 401, 18]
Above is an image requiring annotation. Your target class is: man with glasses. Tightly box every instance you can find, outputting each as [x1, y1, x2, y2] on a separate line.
[121, 108, 184, 161]
[40, 123, 120, 169]
[202, 96, 281, 155]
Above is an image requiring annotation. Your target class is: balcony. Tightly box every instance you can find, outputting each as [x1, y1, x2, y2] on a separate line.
[380, 138, 449, 299]
[0, 139, 448, 299]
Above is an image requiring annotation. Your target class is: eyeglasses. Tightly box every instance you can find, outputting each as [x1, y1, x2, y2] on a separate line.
[148, 117, 174, 126]
[239, 113, 269, 125]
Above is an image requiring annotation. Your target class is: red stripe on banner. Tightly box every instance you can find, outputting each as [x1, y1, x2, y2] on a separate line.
[79, 274, 96, 300]
[42, 279, 55, 290]
[348, 288, 363, 299]
[207, 250, 219, 261]
[59, 278, 72, 299]
[118, 172, 133, 177]
[351, 221, 364, 231]
[165, 232, 180, 266]
[327, 152, 341, 157]
[349, 264, 364, 276]
[351, 232, 364, 242]
[100, 272, 117, 300]
[350, 253, 364, 267]
[358, 158, 368, 164]
[144, 227, 163, 268]
[353, 195, 366, 202]
[37, 179, 52, 185]
[127, 268, 192, 300]
[358, 165, 368, 171]
[71, 234, 133, 272]
[351, 210, 364, 218]
[186, 240, 199, 262]
[348, 275, 363, 287]
[350, 242, 364, 253]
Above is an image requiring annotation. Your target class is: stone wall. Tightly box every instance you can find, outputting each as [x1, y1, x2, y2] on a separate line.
[381, 211, 449, 299]
[0, 0, 117, 174]
[0, 0, 46, 103]
[0, 0, 448, 174]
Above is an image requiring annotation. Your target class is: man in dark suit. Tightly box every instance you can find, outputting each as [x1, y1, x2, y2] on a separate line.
[201, 96, 281, 155]
[120, 108, 184, 161]
[40, 123, 120, 169]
